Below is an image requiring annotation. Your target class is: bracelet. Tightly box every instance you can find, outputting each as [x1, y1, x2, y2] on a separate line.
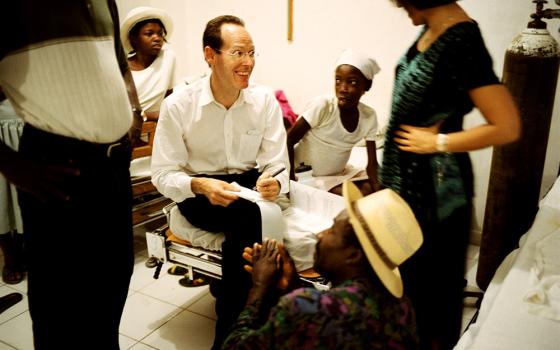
[436, 133, 449, 153]
[132, 106, 142, 115]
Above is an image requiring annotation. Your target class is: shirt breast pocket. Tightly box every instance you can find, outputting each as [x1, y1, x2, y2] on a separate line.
[238, 129, 263, 162]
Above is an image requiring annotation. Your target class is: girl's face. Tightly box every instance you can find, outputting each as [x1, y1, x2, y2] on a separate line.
[131, 22, 165, 56]
[335, 65, 368, 110]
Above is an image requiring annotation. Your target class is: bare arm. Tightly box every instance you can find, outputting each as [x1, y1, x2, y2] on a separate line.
[143, 110, 160, 122]
[365, 140, 381, 192]
[123, 69, 144, 147]
[394, 84, 521, 154]
[448, 84, 521, 151]
[286, 117, 311, 180]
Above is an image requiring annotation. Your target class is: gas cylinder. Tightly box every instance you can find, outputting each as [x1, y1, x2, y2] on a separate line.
[477, 21, 560, 290]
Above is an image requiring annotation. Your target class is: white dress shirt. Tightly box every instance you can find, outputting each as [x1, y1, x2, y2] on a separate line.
[151, 76, 289, 203]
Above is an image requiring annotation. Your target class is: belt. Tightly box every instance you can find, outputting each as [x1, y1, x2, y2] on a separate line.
[104, 138, 130, 159]
[21, 124, 131, 161]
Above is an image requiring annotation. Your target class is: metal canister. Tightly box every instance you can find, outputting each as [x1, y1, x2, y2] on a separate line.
[478, 23, 560, 290]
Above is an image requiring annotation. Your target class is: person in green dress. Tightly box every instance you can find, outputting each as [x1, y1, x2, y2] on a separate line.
[382, 1, 521, 349]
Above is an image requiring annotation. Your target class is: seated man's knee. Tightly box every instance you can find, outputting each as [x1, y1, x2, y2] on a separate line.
[224, 200, 262, 243]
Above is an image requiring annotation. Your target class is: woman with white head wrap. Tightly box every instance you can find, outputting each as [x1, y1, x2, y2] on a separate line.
[287, 49, 381, 195]
[335, 49, 381, 85]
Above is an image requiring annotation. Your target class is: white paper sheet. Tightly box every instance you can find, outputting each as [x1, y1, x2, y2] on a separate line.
[226, 182, 263, 202]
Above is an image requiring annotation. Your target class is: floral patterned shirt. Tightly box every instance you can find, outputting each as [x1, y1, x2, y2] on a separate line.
[222, 279, 419, 349]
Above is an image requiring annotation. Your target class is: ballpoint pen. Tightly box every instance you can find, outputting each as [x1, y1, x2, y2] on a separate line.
[253, 167, 286, 191]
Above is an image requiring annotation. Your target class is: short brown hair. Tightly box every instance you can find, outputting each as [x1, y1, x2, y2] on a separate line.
[202, 15, 245, 51]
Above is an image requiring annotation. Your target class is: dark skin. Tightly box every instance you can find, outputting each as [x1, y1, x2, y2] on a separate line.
[127, 21, 173, 121]
[243, 240, 300, 297]
[287, 65, 380, 195]
[243, 211, 375, 304]
[125, 69, 145, 148]
[245, 240, 298, 303]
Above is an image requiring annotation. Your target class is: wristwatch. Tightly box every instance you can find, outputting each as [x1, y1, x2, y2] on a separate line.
[436, 133, 449, 153]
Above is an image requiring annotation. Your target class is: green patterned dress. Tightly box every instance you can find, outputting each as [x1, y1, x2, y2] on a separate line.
[380, 21, 499, 348]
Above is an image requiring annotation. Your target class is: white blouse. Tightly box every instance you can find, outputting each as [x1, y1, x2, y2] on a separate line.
[131, 47, 177, 113]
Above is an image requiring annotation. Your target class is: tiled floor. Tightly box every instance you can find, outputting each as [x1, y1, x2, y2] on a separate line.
[0, 221, 216, 350]
[0, 224, 481, 349]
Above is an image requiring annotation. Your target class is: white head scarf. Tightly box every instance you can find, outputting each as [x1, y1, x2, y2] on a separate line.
[335, 49, 381, 81]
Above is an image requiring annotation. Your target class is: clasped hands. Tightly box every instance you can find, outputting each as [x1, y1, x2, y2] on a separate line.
[192, 171, 280, 207]
[242, 239, 300, 296]
[393, 120, 442, 154]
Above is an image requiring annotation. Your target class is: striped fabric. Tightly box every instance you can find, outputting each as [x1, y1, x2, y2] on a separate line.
[0, 0, 131, 143]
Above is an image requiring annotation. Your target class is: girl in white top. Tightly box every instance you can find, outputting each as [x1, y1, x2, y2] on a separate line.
[121, 7, 177, 121]
[287, 49, 381, 194]
[121, 7, 178, 269]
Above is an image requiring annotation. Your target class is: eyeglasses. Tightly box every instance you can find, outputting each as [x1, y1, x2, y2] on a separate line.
[215, 49, 258, 60]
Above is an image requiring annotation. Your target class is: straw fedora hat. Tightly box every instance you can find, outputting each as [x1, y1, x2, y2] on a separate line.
[120, 6, 173, 54]
[343, 181, 423, 298]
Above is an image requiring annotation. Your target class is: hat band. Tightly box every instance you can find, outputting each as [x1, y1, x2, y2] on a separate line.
[351, 202, 396, 270]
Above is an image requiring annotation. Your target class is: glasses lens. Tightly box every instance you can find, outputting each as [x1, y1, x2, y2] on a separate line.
[217, 49, 258, 60]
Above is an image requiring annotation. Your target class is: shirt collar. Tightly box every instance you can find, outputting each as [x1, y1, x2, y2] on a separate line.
[199, 76, 215, 107]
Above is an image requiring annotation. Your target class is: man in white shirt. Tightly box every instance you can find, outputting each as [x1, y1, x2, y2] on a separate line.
[151, 15, 289, 349]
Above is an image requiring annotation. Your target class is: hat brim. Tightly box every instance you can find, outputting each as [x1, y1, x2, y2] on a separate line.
[343, 181, 404, 298]
[120, 7, 173, 54]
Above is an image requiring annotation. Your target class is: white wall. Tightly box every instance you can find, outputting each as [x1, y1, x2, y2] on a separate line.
[117, 0, 560, 238]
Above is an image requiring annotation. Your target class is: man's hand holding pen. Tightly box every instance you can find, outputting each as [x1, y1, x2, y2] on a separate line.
[255, 167, 285, 201]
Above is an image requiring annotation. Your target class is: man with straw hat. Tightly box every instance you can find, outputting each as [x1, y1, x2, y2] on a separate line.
[222, 181, 422, 349]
